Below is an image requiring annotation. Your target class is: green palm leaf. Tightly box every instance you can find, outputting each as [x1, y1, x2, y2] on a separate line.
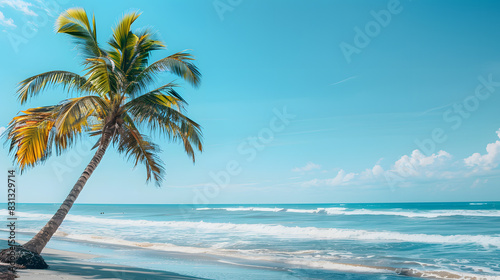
[115, 115, 165, 186]
[128, 51, 201, 97]
[125, 92, 202, 161]
[17, 71, 92, 104]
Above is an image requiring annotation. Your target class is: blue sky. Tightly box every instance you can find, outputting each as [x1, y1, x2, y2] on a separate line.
[1, 0, 500, 204]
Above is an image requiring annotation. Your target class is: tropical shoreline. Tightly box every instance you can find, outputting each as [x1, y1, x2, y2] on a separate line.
[2, 235, 307, 279]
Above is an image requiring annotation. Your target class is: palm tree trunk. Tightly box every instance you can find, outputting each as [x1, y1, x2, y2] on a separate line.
[22, 128, 114, 254]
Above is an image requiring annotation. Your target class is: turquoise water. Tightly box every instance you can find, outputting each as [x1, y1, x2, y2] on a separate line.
[2, 202, 500, 279]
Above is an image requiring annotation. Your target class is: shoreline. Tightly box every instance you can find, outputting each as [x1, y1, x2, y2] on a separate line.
[1, 235, 300, 279]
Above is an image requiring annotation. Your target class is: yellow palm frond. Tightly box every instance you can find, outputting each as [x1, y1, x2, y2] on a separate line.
[56, 7, 102, 58]
[5, 96, 109, 170]
[6, 106, 58, 170]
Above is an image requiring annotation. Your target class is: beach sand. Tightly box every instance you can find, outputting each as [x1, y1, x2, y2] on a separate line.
[2, 246, 206, 280]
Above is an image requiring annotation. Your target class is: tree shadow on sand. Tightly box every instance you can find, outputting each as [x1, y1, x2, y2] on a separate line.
[16, 252, 209, 280]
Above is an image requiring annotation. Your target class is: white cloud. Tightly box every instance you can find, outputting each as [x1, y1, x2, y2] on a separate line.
[297, 128, 500, 188]
[300, 150, 455, 187]
[0, 11, 16, 27]
[302, 169, 356, 187]
[0, 0, 37, 16]
[292, 162, 321, 172]
[359, 164, 384, 180]
[299, 150, 454, 187]
[0, 126, 5, 135]
[327, 169, 356, 186]
[391, 149, 452, 178]
[372, 165, 384, 176]
[464, 129, 500, 171]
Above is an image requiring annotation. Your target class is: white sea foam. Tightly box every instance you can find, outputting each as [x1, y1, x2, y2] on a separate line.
[286, 208, 334, 214]
[447, 262, 500, 276]
[196, 207, 339, 213]
[0, 209, 53, 220]
[3, 210, 500, 248]
[197, 207, 285, 212]
[325, 208, 500, 218]
[285, 260, 390, 273]
[196, 207, 500, 218]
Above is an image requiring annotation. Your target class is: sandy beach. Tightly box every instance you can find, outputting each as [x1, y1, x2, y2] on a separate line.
[1, 244, 205, 280]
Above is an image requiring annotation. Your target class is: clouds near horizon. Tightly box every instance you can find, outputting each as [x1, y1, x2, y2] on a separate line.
[464, 129, 500, 171]
[296, 128, 500, 189]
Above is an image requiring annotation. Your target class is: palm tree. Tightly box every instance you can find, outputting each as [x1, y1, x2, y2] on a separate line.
[3, 8, 202, 258]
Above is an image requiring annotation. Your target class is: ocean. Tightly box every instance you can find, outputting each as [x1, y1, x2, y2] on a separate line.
[1, 202, 500, 279]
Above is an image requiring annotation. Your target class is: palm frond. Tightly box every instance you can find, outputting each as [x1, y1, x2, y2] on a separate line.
[124, 29, 165, 80]
[55, 8, 103, 58]
[125, 93, 203, 161]
[53, 96, 109, 152]
[84, 57, 121, 97]
[130, 82, 185, 103]
[4, 95, 109, 171]
[108, 11, 141, 73]
[17, 71, 92, 104]
[128, 51, 201, 96]
[5, 106, 58, 170]
[116, 115, 165, 186]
